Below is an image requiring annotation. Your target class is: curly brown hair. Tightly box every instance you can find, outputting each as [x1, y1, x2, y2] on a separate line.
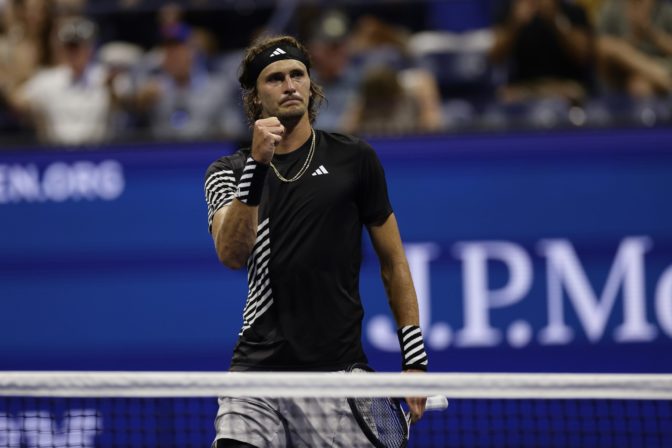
[238, 35, 325, 126]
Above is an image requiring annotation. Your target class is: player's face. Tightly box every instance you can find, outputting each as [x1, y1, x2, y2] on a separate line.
[255, 59, 310, 122]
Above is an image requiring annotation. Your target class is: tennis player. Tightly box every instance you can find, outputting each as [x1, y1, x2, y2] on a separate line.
[205, 35, 428, 448]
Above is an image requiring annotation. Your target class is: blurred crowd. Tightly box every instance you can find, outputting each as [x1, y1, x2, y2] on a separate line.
[0, 0, 671, 148]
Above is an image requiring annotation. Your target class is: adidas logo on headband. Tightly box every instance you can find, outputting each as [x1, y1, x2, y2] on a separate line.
[243, 43, 311, 88]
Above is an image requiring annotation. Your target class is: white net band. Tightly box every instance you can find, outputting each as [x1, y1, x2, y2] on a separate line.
[1, 371, 671, 400]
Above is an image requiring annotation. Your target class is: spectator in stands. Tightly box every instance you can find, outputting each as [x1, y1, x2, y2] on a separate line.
[306, 10, 361, 133]
[344, 16, 443, 134]
[0, 0, 56, 92]
[135, 22, 243, 140]
[577, 0, 604, 25]
[0, 0, 57, 132]
[348, 14, 412, 64]
[154, 2, 218, 72]
[595, 0, 672, 98]
[343, 65, 444, 136]
[6, 16, 122, 145]
[342, 15, 444, 135]
[489, 0, 595, 105]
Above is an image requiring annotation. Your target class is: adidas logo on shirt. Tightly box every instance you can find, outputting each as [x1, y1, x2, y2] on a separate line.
[311, 165, 329, 176]
[269, 48, 286, 57]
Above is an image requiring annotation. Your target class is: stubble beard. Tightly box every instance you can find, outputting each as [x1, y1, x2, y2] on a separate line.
[276, 105, 306, 130]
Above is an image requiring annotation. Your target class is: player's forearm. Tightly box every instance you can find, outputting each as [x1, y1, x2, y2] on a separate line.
[369, 214, 428, 370]
[213, 200, 258, 269]
[381, 259, 420, 327]
[382, 260, 429, 372]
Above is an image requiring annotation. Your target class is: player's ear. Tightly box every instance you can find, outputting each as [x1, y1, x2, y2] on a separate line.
[251, 88, 261, 105]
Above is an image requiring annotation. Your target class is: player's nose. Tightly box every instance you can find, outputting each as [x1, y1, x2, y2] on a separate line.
[283, 76, 297, 92]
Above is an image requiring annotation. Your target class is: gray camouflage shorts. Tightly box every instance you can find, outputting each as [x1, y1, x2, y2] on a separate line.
[212, 396, 372, 447]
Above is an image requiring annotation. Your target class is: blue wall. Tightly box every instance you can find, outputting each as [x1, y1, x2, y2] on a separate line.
[1, 128, 671, 373]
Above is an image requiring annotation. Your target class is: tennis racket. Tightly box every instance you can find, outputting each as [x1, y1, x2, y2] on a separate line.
[346, 363, 449, 448]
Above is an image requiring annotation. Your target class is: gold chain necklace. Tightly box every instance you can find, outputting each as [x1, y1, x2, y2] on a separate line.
[270, 129, 316, 183]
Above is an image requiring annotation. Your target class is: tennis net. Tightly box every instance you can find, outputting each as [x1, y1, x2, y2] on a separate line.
[1, 371, 671, 447]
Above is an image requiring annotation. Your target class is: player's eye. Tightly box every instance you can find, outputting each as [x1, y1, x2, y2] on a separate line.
[290, 70, 305, 80]
[267, 73, 284, 83]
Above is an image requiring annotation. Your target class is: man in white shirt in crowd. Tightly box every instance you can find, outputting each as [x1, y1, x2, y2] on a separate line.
[11, 17, 118, 146]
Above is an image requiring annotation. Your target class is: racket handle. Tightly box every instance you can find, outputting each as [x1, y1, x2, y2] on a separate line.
[426, 395, 449, 410]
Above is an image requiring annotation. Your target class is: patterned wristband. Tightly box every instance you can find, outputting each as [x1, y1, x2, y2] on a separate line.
[397, 325, 428, 371]
[235, 157, 269, 206]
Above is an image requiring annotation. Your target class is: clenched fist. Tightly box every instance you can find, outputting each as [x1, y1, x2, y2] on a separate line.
[251, 117, 284, 164]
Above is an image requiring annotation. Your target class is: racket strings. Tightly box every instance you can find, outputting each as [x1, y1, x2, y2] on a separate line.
[353, 396, 408, 448]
